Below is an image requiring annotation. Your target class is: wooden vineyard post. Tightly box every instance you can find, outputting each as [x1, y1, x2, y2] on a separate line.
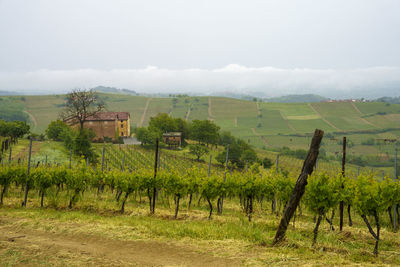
[8, 144, 11, 164]
[393, 147, 398, 232]
[273, 129, 324, 245]
[157, 146, 161, 171]
[151, 138, 159, 214]
[340, 137, 346, 231]
[101, 144, 105, 172]
[121, 154, 125, 171]
[45, 154, 47, 167]
[22, 138, 33, 207]
[218, 144, 229, 214]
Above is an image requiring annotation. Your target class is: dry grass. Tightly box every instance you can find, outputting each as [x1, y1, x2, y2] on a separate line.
[1, 186, 400, 266]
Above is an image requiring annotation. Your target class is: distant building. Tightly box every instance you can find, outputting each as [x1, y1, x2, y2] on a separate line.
[162, 132, 182, 147]
[67, 112, 131, 141]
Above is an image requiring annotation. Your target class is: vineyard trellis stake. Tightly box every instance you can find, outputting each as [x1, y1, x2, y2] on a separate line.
[121, 154, 125, 171]
[340, 136, 347, 231]
[218, 144, 229, 214]
[8, 145, 11, 163]
[22, 137, 32, 207]
[101, 144, 105, 172]
[393, 147, 398, 232]
[273, 129, 324, 245]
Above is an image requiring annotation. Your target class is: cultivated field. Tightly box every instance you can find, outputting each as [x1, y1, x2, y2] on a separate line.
[1, 94, 400, 174]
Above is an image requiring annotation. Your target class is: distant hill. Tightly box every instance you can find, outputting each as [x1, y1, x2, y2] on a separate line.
[265, 94, 328, 103]
[0, 90, 19, 96]
[375, 96, 400, 104]
[92, 86, 138, 96]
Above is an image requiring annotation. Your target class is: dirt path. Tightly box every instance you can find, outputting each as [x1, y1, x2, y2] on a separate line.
[251, 128, 269, 146]
[308, 103, 341, 131]
[23, 110, 37, 131]
[0, 218, 239, 267]
[208, 97, 213, 121]
[351, 102, 379, 128]
[185, 104, 191, 121]
[139, 98, 152, 127]
[278, 110, 297, 133]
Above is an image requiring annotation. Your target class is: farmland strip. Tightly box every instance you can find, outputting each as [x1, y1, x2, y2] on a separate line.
[208, 97, 213, 121]
[278, 110, 297, 133]
[351, 102, 379, 128]
[139, 98, 152, 127]
[308, 103, 341, 131]
[251, 128, 269, 146]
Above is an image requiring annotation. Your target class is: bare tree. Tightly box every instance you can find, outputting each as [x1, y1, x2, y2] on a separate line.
[60, 89, 105, 130]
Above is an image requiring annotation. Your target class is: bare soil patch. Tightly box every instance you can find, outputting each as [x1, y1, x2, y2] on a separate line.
[0, 217, 240, 266]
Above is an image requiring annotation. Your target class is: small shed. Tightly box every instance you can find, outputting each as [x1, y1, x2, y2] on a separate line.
[162, 132, 182, 147]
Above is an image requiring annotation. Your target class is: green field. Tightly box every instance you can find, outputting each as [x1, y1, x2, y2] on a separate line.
[1, 94, 400, 172]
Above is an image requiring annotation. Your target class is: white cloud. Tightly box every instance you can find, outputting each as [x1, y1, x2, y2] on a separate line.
[0, 65, 399, 98]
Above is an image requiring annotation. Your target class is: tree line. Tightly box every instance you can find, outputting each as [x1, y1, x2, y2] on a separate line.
[0, 120, 30, 161]
[135, 113, 269, 169]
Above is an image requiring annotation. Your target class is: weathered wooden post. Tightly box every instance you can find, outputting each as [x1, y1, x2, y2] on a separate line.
[101, 144, 105, 172]
[393, 147, 398, 232]
[22, 138, 33, 207]
[273, 129, 324, 245]
[121, 154, 125, 171]
[151, 138, 159, 214]
[219, 144, 229, 214]
[8, 145, 11, 164]
[339, 137, 346, 231]
[157, 145, 161, 170]
[45, 154, 47, 167]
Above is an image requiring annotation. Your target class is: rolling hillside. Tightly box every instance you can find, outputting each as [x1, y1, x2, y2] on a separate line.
[1, 94, 400, 170]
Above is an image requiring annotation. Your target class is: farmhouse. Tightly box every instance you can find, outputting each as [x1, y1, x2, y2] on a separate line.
[162, 132, 182, 147]
[73, 112, 130, 141]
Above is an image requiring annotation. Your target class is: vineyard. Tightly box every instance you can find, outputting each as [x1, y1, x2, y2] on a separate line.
[1, 139, 400, 264]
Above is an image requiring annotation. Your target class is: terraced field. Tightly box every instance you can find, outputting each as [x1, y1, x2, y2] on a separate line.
[1, 94, 400, 169]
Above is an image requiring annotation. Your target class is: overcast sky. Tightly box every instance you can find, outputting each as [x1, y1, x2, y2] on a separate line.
[0, 0, 399, 97]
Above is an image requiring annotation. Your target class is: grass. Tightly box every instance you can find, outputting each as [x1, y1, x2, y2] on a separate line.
[1, 184, 400, 266]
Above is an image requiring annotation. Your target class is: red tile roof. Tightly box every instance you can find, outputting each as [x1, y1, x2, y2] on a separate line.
[86, 112, 130, 121]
